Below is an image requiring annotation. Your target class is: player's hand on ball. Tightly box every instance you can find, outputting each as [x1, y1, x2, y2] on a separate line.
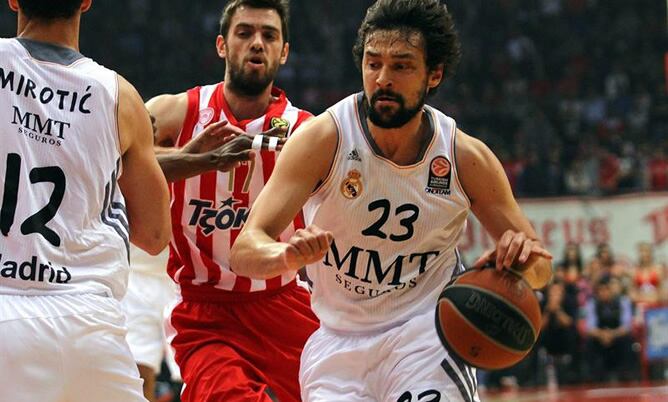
[472, 230, 552, 271]
[282, 225, 333, 270]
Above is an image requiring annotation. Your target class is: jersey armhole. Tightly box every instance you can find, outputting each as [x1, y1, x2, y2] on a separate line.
[310, 111, 341, 196]
[175, 88, 201, 147]
[451, 124, 472, 208]
[113, 72, 123, 176]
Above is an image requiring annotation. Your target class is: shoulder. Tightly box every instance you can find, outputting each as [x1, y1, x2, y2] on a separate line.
[116, 75, 145, 118]
[146, 92, 189, 114]
[455, 129, 498, 169]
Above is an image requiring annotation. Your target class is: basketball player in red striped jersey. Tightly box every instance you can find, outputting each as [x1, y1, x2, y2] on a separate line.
[146, 1, 318, 401]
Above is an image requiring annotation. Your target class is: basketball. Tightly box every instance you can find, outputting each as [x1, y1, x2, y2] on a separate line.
[435, 267, 541, 370]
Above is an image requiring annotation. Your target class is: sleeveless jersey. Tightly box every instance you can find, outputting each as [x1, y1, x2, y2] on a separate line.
[303, 93, 471, 332]
[168, 83, 312, 297]
[0, 38, 129, 299]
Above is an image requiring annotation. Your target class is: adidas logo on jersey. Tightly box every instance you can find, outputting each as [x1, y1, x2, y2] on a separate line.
[347, 149, 362, 162]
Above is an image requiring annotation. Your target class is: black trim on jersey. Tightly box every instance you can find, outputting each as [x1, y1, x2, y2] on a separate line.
[16, 38, 85, 66]
[440, 358, 473, 402]
[453, 355, 477, 401]
[100, 160, 129, 261]
[355, 92, 435, 165]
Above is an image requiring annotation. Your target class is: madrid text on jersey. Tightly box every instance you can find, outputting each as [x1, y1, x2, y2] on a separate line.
[323, 238, 440, 298]
[0, 254, 72, 284]
[2, 66, 93, 147]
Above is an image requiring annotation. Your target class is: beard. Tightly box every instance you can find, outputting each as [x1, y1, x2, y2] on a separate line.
[227, 58, 279, 97]
[366, 88, 426, 129]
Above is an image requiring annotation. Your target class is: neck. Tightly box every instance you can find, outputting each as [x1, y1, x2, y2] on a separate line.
[222, 81, 274, 121]
[367, 111, 428, 165]
[16, 14, 81, 51]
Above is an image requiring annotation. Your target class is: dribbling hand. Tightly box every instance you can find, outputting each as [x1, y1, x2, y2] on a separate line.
[472, 229, 552, 272]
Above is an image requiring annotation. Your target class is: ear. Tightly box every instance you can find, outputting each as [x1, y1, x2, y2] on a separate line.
[216, 35, 226, 59]
[279, 42, 289, 65]
[81, 0, 92, 12]
[8, 0, 19, 12]
[427, 63, 444, 90]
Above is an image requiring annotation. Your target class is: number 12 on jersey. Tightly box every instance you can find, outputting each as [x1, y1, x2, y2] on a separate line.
[0, 153, 66, 247]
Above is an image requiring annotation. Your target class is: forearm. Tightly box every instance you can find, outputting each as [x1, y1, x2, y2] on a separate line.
[157, 151, 214, 182]
[231, 229, 294, 279]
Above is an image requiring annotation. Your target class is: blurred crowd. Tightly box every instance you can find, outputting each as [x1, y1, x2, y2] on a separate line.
[2, 0, 665, 199]
[485, 240, 668, 390]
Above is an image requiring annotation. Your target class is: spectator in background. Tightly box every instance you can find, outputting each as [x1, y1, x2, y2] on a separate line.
[584, 275, 636, 383]
[648, 146, 668, 191]
[539, 280, 580, 385]
[630, 242, 664, 308]
[558, 242, 590, 307]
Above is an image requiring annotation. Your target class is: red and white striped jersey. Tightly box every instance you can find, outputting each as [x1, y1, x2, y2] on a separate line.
[168, 83, 312, 298]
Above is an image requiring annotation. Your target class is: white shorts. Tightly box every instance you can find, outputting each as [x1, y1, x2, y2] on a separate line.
[120, 270, 180, 379]
[0, 293, 146, 402]
[300, 310, 480, 402]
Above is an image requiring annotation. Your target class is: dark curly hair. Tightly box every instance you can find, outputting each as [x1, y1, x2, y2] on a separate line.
[219, 0, 290, 43]
[352, 0, 461, 90]
[18, 0, 83, 19]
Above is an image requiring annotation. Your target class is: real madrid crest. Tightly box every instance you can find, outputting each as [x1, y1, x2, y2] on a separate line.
[341, 170, 363, 199]
[270, 117, 290, 137]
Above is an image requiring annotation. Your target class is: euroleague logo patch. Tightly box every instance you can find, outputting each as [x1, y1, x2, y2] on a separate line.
[341, 170, 363, 199]
[270, 117, 290, 137]
[425, 156, 451, 196]
[198, 108, 214, 126]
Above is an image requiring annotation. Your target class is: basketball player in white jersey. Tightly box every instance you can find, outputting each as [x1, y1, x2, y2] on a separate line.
[0, 1, 171, 401]
[231, 0, 553, 401]
[146, 1, 319, 401]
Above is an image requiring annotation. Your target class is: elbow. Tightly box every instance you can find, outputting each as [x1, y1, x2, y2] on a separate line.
[132, 223, 171, 256]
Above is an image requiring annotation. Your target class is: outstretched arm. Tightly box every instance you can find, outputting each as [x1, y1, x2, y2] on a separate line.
[230, 113, 338, 279]
[456, 129, 553, 288]
[146, 94, 286, 182]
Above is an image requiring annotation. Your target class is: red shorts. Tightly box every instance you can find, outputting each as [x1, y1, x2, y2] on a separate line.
[169, 281, 319, 402]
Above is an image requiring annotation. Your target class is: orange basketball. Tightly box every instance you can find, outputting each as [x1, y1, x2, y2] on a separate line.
[435, 267, 541, 370]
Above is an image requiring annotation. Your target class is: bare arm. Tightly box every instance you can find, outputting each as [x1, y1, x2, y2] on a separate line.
[230, 113, 337, 279]
[117, 76, 171, 255]
[456, 130, 553, 288]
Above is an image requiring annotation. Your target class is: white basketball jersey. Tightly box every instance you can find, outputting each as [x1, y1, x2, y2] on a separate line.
[0, 38, 129, 299]
[303, 93, 471, 332]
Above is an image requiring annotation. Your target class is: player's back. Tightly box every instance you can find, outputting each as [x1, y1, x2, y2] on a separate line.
[0, 38, 129, 299]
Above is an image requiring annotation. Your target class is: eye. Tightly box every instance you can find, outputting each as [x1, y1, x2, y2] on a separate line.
[237, 30, 251, 38]
[263, 31, 279, 41]
[367, 61, 381, 70]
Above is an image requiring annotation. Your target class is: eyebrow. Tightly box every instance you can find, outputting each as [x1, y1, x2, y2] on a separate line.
[234, 23, 280, 34]
[365, 50, 416, 60]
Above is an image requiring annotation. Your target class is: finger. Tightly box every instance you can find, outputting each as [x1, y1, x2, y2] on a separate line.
[291, 231, 317, 257]
[252, 135, 264, 151]
[308, 226, 334, 252]
[496, 231, 514, 269]
[263, 126, 287, 138]
[517, 241, 534, 264]
[266, 136, 279, 151]
[532, 246, 553, 259]
[503, 233, 525, 268]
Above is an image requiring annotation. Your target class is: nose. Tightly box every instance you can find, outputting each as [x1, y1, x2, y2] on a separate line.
[375, 66, 392, 89]
[250, 32, 264, 52]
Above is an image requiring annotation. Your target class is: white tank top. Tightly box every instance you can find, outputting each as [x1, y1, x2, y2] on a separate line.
[303, 93, 471, 332]
[0, 38, 129, 299]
